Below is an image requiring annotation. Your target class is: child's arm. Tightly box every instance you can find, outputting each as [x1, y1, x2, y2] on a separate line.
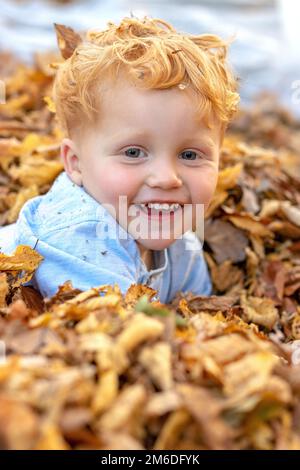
[26, 236, 136, 298]
[12, 213, 139, 299]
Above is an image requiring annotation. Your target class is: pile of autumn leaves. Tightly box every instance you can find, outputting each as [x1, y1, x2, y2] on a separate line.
[0, 49, 300, 450]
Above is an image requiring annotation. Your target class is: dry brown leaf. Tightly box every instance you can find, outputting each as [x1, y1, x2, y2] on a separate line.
[54, 24, 83, 60]
[0, 244, 44, 288]
[116, 313, 164, 353]
[177, 384, 234, 449]
[223, 351, 280, 399]
[92, 369, 119, 415]
[7, 184, 39, 223]
[33, 423, 71, 450]
[205, 218, 249, 263]
[0, 272, 9, 308]
[227, 214, 274, 238]
[97, 384, 147, 436]
[0, 397, 39, 449]
[211, 259, 244, 292]
[216, 162, 243, 192]
[124, 283, 157, 306]
[8, 157, 63, 188]
[138, 342, 173, 390]
[240, 292, 279, 330]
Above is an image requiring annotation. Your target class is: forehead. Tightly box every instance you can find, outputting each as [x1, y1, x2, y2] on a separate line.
[96, 79, 216, 134]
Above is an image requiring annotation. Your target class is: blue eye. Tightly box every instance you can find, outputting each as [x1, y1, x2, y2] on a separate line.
[123, 148, 204, 162]
[180, 150, 198, 160]
[124, 148, 145, 158]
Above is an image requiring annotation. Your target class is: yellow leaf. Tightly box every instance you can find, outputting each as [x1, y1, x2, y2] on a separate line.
[216, 163, 243, 192]
[0, 244, 43, 288]
[8, 157, 63, 187]
[43, 95, 56, 113]
[7, 184, 39, 223]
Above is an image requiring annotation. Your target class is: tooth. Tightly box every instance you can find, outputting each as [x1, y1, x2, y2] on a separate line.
[144, 202, 182, 211]
[136, 204, 147, 212]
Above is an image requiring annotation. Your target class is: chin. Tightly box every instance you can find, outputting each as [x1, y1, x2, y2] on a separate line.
[135, 237, 179, 251]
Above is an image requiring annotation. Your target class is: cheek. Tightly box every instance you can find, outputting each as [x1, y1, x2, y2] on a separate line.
[83, 161, 141, 205]
[104, 169, 141, 202]
[191, 167, 218, 205]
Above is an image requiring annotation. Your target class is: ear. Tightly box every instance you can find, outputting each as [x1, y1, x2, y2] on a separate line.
[60, 138, 83, 186]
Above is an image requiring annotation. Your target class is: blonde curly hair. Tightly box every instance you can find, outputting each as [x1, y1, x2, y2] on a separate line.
[53, 16, 240, 138]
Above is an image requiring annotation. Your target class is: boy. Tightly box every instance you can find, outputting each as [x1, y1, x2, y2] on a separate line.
[0, 16, 239, 303]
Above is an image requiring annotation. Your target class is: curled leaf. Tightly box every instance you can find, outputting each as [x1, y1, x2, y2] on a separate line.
[54, 23, 83, 60]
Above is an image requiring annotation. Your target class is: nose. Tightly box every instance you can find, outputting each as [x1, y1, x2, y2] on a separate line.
[145, 157, 183, 190]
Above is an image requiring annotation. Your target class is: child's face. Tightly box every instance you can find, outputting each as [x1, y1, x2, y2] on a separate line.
[61, 79, 221, 253]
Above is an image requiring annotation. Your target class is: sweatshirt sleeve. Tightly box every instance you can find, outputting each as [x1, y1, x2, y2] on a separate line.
[0, 223, 18, 255]
[15, 218, 139, 299]
[30, 238, 137, 298]
[1, 171, 140, 299]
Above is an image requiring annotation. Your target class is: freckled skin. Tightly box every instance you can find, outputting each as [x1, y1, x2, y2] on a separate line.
[60, 80, 221, 269]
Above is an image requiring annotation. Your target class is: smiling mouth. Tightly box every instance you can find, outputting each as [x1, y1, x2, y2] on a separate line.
[134, 203, 184, 216]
